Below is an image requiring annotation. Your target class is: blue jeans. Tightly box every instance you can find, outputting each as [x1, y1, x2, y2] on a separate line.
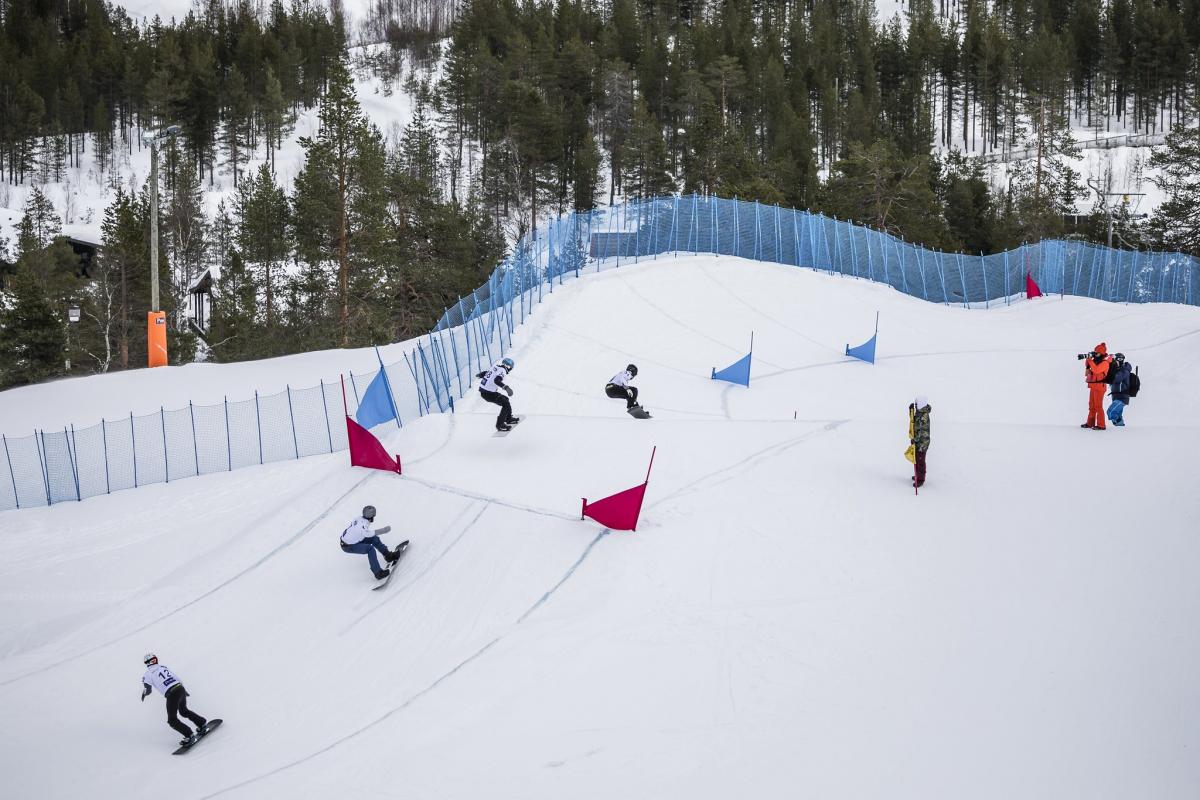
[1107, 399, 1126, 425]
[342, 536, 390, 576]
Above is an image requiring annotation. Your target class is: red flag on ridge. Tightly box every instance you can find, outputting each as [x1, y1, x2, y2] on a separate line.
[346, 416, 402, 474]
[1026, 272, 1043, 299]
[581, 447, 656, 532]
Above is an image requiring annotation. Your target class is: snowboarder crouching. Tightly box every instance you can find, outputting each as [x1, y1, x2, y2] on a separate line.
[909, 396, 932, 488]
[141, 653, 209, 746]
[476, 357, 520, 432]
[341, 505, 404, 581]
[606, 364, 641, 409]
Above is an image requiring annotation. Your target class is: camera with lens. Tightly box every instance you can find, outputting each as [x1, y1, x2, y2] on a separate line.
[1076, 352, 1093, 360]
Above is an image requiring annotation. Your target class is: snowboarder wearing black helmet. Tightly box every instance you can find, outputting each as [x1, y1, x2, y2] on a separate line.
[476, 357, 519, 431]
[606, 364, 650, 417]
[340, 505, 405, 581]
[140, 653, 211, 746]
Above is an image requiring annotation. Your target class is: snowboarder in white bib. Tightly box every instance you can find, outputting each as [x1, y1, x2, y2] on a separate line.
[606, 364, 642, 409]
[140, 653, 209, 746]
[476, 357, 520, 431]
[341, 505, 404, 581]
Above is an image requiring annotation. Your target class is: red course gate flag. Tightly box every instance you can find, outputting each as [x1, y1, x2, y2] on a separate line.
[581, 447, 656, 531]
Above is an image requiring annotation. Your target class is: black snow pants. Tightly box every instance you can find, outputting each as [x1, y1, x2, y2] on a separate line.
[480, 389, 514, 429]
[605, 384, 638, 409]
[165, 684, 207, 738]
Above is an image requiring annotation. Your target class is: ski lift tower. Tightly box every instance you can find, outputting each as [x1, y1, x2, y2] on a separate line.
[1087, 178, 1146, 249]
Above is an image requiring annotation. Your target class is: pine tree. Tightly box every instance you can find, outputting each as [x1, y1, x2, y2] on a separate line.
[236, 164, 289, 329]
[1148, 97, 1200, 255]
[624, 98, 673, 199]
[223, 65, 252, 187]
[16, 187, 62, 257]
[0, 269, 67, 389]
[293, 56, 379, 346]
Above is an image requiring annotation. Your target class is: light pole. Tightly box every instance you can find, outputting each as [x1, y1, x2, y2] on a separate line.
[66, 303, 80, 372]
[148, 125, 180, 368]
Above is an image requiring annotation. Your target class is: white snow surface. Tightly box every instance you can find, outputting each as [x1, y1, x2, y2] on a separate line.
[1, 255, 1199, 799]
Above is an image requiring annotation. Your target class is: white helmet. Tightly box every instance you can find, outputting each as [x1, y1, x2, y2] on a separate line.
[143, 653, 158, 666]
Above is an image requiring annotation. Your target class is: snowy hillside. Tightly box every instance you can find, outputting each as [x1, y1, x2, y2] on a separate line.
[1, 254, 1198, 799]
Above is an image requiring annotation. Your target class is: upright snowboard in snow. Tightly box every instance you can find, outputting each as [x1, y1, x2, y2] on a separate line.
[173, 719, 222, 755]
[372, 541, 409, 590]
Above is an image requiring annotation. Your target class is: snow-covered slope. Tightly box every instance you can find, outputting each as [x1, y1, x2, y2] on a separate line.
[1, 255, 1198, 799]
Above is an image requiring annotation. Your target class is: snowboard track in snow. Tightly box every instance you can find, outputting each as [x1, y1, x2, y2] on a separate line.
[199, 420, 853, 797]
[0, 471, 382, 688]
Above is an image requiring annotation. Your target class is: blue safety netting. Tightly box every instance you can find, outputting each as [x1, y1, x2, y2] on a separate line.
[3, 195, 1195, 512]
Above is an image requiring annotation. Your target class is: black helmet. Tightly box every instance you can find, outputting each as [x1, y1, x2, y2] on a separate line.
[362, 505, 376, 521]
[627, 364, 638, 377]
[1114, 352, 1125, 362]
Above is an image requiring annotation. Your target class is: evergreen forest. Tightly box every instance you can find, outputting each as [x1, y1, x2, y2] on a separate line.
[0, 0, 1198, 389]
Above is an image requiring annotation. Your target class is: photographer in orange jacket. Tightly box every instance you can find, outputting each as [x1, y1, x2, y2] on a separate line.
[1080, 343, 1111, 430]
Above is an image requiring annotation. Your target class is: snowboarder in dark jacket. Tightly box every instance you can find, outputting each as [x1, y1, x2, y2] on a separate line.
[910, 396, 932, 487]
[1107, 353, 1132, 427]
[141, 653, 210, 746]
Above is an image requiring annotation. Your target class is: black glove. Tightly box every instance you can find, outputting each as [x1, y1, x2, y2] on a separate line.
[141, 685, 151, 702]
[504, 386, 513, 397]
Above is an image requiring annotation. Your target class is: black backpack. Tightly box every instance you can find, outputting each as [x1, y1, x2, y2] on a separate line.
[1127, 367, 1141, 397]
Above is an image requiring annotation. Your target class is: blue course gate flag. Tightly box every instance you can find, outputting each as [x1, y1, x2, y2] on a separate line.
[712, 333, 754, 386]
[845, 312, 879, 364]
[355, 369, 398, 429]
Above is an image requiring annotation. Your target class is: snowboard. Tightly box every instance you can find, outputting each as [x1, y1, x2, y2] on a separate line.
[172, 719, 222, 755]
[372, 541, 409, 590]
[492, 418, 522, 437]
[628, 405, 652, 419]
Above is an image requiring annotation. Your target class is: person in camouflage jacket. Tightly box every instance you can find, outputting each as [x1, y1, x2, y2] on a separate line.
[910, 396, 932, 487]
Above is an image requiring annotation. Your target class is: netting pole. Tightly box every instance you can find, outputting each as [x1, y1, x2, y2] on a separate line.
[286, 385, 299, 458]
[130, 413, 138, 487]
[865, 228, 874, 280]
[101, 420, 110, 493]
[319, 380, 333, 453]
[956, 252, 969, 307]
[189, 402, 199, 475]
[712, 196, 719, 254]
[734, 197, 741, 258]
[224, 397, 232, 471]
[936, 251, 948, 304]
[2, 435, 17, 508]
[160, 407, 169, 482]
[349, 372, 361, 406]
[1126, 250, 1138, 301]
[848, 222, 859, 278]
[981, 252, 989, 309]
[831, 217, 840, 274]
[754, 201, 761, 260]
[1004, 249, 1010, 304]
[36, 430, 50, 505]
[777, 205, 787, 263]
[671, 195, 679, 255]
[792, 209, 801, 267]
[692, 193, 699, 253]
[254, 391, 263, 465]
[67, 426, 80, 501]
[916, 244, 929, 300]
